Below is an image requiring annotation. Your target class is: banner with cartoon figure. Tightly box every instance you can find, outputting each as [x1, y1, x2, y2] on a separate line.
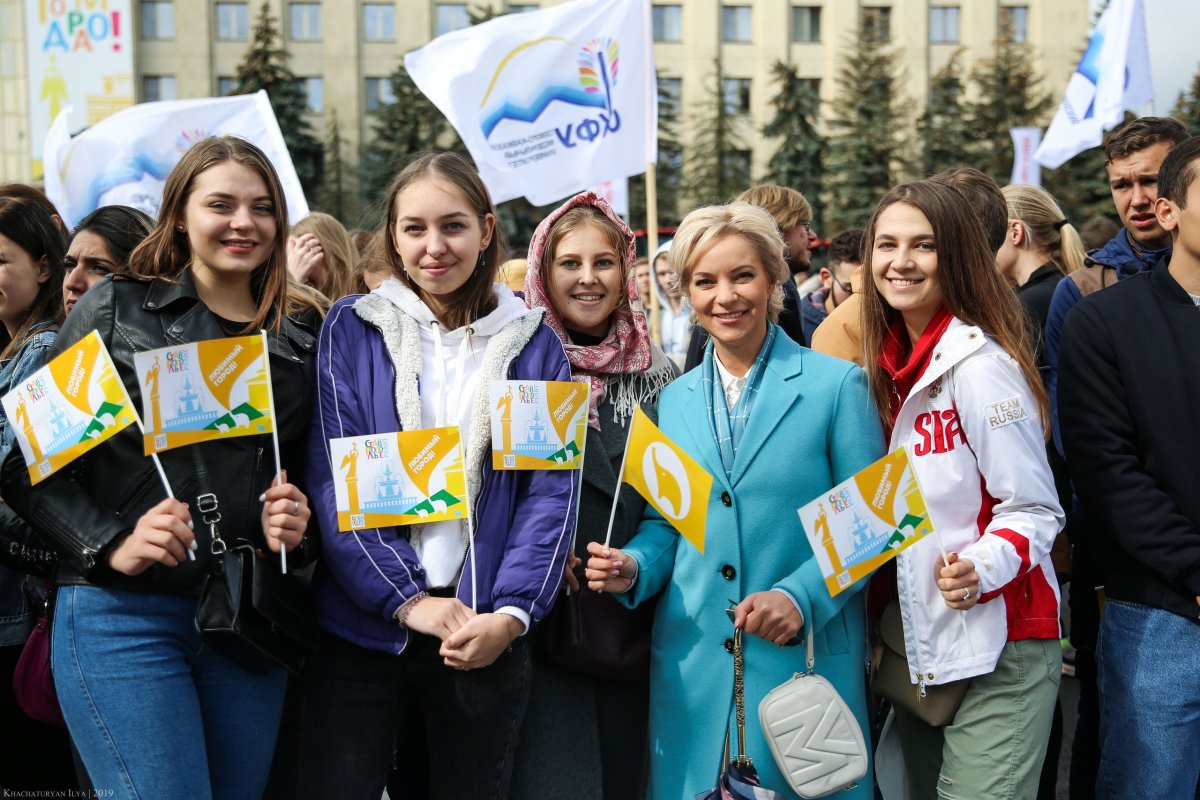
[328, 427, 468, 531]
[619, 406, 712, 553]
[489, 380, 587, 470]
[404, 0, 655, 205]
[133, 335, 274, 454]
[1, 331, 137, 484]
[797, 447, 935, 597]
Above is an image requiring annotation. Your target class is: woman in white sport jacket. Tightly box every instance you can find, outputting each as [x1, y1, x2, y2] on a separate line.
[861, 179, 1064, 800]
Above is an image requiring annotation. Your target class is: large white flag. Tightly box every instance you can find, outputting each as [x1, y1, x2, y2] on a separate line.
[1034, 0, 1153, 169]
[404, 0, 656, 205]
[42, 91, 308, 229]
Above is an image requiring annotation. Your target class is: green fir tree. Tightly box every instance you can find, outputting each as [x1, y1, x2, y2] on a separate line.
[358, 63, 464, 227]
[824, 18, 909, 230]
[1171, 62, 1200, 133]
[312, 109, 361, 226]
[629, 75, 685, 229]
[683, 60, 751, 207]
[919, 50, 972, 175]
[762, 62, 826, 226]
[962, 20, 1053, 184]
[233, 1, 323, 198]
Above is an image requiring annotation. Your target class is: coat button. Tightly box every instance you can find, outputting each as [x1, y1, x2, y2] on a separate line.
[721, 491, 732, 507]
[724, 638, 735, 654]
[721, 564, 736, 581]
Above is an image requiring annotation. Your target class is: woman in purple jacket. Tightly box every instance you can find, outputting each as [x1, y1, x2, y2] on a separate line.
[297, 152, 576, 800]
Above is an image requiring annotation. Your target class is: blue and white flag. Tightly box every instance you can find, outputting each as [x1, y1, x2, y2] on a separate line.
[404, 0, 656, 205]
[42, 91, 308, 229]
[1034, 0, 1153, 169]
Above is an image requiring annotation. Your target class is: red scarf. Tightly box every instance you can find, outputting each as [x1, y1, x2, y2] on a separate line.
[877, 306, 954, 421]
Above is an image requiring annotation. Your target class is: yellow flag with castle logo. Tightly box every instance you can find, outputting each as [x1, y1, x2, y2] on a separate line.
[0, 331, 137, 484]
[132, 335, 273, 454]
[622, 407, 712, 553]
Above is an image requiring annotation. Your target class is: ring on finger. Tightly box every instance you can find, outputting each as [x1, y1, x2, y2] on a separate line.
[292, 500, 300, 515]
[962, 587, 971, 602]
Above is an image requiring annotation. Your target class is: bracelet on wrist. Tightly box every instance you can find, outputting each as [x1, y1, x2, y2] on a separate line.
[396, 591, 429, 628]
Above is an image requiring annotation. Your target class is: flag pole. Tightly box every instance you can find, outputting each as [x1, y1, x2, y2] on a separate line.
[121, 374, 186, 559]
[602, 421, 636, 550]
[645, 163, 661, 346]
[464, 441, 478, 613]
[565, 408, 589, 595]
[260, 331, 287, 575]
[930, 528, 975, 655]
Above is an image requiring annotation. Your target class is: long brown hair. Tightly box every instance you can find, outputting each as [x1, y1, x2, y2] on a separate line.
[0, 198, 66, 358]
[128, 135, 325, 331]
[292, 211, 357, 301]
[861, 180, 1048, 432]
[372, 152, 504, 330]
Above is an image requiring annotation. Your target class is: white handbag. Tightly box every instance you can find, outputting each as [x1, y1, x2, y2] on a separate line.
[757, 623, 868, 799]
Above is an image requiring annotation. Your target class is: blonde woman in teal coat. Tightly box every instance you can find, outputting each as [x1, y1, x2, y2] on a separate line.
[587, 203, 884, 799]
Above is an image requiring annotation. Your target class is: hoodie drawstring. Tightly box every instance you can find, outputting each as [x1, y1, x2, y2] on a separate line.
[429, 321, 476, 429]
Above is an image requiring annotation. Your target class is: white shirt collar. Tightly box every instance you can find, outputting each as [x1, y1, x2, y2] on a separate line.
[713, 352, 748, 408]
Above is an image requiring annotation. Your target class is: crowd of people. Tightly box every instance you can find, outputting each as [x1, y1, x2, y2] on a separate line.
[0, 114, 1196, 800]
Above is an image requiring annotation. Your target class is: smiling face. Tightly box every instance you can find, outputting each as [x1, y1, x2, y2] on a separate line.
[871, 202, 944, 343]
[0, 233, 50, 337]
[1107, 140, 1173, 250]
[687, 234, 776, 371]
[391, 177, 494, 314]
[180, 161, 277, 289]
[63, 230, 118, 314]
[547, 222, 624, 338]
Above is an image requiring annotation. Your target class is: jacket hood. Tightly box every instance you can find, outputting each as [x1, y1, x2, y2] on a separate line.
[373, 277, 531, 337]
[651, 239, 675, 306]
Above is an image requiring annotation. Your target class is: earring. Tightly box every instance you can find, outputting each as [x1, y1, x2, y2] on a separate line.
[477, 252, 486, 270]
[176, 225, 185, 232]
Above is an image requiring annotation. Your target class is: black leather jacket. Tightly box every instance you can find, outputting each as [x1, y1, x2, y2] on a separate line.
[1, 271, 318, 594]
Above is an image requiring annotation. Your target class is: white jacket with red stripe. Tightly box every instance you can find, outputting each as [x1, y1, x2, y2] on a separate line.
[891, 318, 1063, 688]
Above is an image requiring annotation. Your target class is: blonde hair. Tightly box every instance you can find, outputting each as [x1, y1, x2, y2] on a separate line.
[735, 185, 812, 232]
[1002, 184, 1085, 276]
[669, 202, 788, 323]
[292, 212, 358, 301]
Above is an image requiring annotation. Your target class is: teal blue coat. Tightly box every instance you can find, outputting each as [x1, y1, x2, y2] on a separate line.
[620, 331, 884, 799]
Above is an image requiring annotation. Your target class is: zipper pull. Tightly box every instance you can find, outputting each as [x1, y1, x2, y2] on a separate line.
[918, 674, 926, 704]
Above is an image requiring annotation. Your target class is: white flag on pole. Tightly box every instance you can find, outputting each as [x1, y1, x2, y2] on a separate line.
[42, 91, 308, 229]
[404, 0, 656, 206]
[1034, 0, 1153, 169]
[1010, 127, 1043, 187]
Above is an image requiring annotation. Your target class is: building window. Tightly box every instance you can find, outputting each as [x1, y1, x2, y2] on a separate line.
[791, 6, 820, 43]
[217, 76, 237, 96]
[143, 75, 176, 102]
[728, 149, 752, 187]
[289, 3, 320, 40]
[721, 5, 751, 43]
[141, 1, 175, 39]
[366, 77, 396, 111]
[363, 3, 395, 41]
[507, 3, 538, 12]
[658, 76, 682, 112]
[653, 5, 682, 42]
[215, 2, 248, 39]
[1002, 5, 1028, 42]
[302, 77, 324, 113]
[800, 78, 820, 97]
[722, 78, 751, 115]
[862, 6, 891, 43]
[929, 7, 959, 43]
[435, 3, 469, 35]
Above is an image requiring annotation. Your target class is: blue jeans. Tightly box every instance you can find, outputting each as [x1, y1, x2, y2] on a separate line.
[52, 585, 287, 800]
[1096, 599, 1200, 799]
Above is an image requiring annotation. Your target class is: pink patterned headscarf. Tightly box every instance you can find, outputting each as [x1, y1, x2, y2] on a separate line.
[525, 192, 673, 430]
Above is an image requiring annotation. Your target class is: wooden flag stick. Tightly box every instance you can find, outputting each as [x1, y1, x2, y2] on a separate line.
[260, 331, 287, 575]
[645, 162, 661, 346]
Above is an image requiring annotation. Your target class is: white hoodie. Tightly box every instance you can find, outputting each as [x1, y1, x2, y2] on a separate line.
[374, 278, 530, 590]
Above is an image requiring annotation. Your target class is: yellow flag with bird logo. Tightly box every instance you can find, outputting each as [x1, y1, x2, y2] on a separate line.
[622, 407, 712, 553]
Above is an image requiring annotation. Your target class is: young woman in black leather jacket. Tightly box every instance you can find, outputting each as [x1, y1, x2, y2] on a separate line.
[1, 136, 325, 800]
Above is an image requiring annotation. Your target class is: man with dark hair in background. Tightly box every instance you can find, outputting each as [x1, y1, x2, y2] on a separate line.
[800, 229, 862, 346]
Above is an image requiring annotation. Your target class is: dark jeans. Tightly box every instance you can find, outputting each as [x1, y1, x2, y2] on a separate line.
[297, 630, 531, 800]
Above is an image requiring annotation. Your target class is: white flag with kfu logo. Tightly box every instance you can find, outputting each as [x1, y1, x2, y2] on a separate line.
[404, 0, 656, 205]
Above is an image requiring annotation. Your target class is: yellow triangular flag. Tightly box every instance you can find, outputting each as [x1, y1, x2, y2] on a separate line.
[622, 407, 712, 552]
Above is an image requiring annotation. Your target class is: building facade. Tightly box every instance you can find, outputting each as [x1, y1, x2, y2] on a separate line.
[0, 0, 1088, 199]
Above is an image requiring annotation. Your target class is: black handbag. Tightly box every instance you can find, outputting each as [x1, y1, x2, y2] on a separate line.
[193, 490, 319, 675]
[538, 572, 655, 683]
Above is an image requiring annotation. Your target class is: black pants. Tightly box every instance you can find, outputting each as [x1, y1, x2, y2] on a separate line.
[296, 630, 531, 800]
